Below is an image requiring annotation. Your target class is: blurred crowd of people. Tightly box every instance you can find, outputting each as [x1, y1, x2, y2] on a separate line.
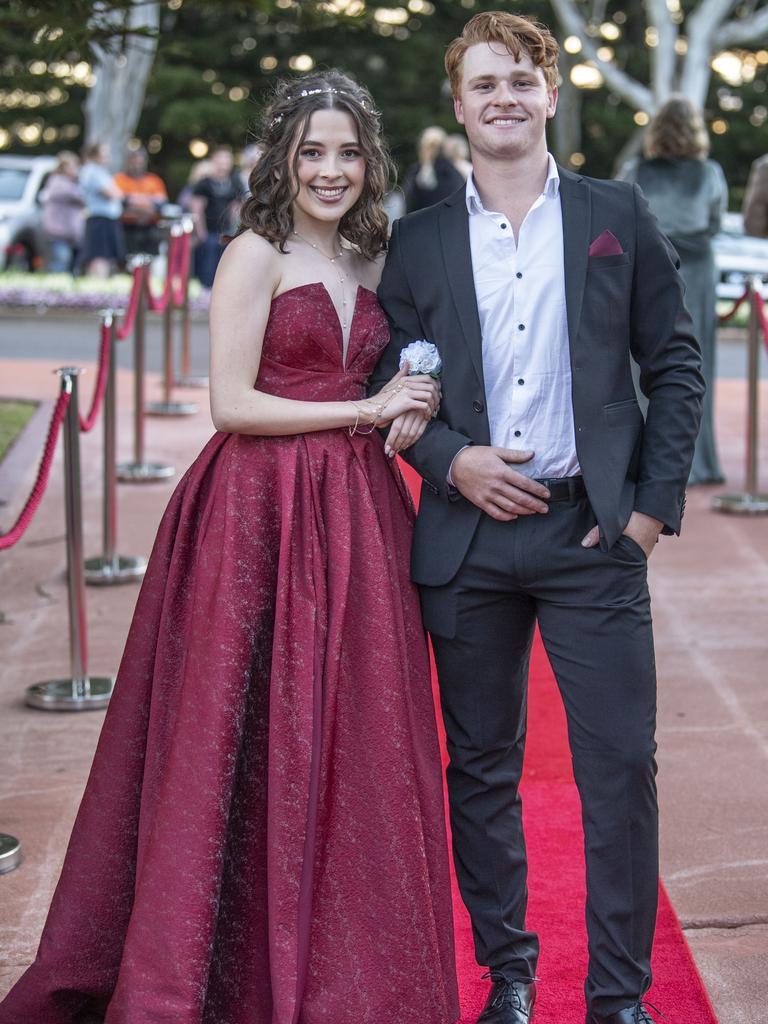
[37, 142, 262, 288]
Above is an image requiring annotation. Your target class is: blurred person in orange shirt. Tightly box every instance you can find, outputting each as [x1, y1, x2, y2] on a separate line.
[114, 147, 168, 257]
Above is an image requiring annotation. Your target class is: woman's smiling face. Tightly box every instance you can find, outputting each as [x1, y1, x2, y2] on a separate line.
[291, 108, 366, 226]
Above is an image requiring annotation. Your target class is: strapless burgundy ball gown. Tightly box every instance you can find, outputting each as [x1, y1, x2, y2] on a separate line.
[0, 283, 459, 1024]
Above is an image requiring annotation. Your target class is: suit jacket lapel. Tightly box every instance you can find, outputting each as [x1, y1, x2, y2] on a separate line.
[558, 167, 591, 349]
[439, 191, 485, 389]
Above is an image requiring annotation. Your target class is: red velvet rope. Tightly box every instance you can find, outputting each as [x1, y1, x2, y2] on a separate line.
[78, 321, 111, 433]
[1, 223, 193, 553]
[718, 286, 750, 325]
[116, 264, 145, 341]
[0, 389, 72, 551]
[751, 288, 768, 353]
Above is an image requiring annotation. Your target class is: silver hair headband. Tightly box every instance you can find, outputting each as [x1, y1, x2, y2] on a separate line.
[270, 86, 369, 127]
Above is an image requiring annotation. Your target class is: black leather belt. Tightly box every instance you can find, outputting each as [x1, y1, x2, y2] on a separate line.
[534, 475, 587, 502]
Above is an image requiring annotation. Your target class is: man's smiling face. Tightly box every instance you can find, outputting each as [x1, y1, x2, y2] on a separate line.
[454, 42, 557, 163]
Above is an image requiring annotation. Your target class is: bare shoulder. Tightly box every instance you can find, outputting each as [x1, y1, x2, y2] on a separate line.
[216, 230, 280, 291]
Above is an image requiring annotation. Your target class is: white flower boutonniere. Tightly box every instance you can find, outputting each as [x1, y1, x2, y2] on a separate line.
[399, 340, 442, 379]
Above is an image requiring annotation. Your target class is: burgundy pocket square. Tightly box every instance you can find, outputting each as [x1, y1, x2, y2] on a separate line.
[588, 230, 624, 257]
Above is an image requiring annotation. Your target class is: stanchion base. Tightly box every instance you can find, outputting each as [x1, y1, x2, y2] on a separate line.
[25, 677, 114, 711]
[711, 492, 768, 515]
[174, 375, 209, 389]
[0, 834, 22, 875]
[117, 461, 175, 482]
[85, 554, 148, 586]
[146, 401, 199, 417]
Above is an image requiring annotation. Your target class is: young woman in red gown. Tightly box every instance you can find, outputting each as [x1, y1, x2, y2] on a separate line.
[0, 72, 459, 1024]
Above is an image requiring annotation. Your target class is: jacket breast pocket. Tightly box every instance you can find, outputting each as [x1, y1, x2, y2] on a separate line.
[587, 252, 632, 270]
[604, 398, 644, 428]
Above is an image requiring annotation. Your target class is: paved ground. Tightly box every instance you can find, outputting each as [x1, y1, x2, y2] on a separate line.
[0, 308, 211, 377]
[0, 333, 766, 1021]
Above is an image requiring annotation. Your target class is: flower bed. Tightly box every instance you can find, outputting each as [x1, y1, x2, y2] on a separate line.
[0, 272, 209, 313]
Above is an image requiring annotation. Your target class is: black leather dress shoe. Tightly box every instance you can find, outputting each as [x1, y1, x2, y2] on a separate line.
[477, 973, 536, 1022]
[586, 1001, 663, 1023]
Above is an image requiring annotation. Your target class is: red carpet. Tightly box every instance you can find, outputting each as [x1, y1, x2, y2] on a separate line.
[398, 461, 719, 1023]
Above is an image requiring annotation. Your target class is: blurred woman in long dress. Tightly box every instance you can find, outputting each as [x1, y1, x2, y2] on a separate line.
[620, 96, 727, 485]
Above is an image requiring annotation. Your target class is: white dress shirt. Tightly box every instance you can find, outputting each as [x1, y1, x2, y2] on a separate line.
[465, 154, 580, 480]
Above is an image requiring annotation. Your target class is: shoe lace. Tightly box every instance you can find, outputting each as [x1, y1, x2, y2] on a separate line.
[635, 1000, 666, 1024]
[481, 972, 531, 1015]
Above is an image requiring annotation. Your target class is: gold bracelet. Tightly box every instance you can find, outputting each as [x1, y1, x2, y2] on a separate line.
[348, 399, 378, 436]
[350, 397, 383, 436]
[355, 398, 380, 435]
[347, 402, 362, 437]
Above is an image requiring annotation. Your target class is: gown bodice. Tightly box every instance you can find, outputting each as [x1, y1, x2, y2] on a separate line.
[255, 282, 391, 403]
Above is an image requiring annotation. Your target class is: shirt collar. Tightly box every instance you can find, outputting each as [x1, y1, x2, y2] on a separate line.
[465, 152, 560, 215]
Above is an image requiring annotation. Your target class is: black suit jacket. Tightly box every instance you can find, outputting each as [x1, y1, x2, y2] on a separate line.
[371, 167, 705, 587]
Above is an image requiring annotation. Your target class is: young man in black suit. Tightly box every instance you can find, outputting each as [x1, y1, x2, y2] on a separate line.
[372, 12, 704, 1024]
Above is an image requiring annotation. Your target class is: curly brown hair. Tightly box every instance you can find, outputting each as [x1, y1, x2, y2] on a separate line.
[445, 11, 560, 98]
[644, 96, 709, 160]
[239, 70, 394, 260]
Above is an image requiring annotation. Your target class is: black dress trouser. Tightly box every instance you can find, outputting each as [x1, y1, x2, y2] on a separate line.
[420, 491, 659, 1017]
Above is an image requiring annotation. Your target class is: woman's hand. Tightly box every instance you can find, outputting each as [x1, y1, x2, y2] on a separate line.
[359, 366, 441, 428]
[383, 410, 431, 457]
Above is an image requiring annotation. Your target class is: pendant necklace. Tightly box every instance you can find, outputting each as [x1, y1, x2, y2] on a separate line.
[292, 230, 351, 336]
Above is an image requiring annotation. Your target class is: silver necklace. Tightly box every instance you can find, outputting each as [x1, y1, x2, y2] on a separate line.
[292, 230, 351, 333]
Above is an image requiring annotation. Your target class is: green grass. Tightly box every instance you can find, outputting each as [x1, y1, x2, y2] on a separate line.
[0, 400, 38, 463]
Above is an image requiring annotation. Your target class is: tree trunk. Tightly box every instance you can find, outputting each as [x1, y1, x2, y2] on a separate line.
[552, 56, 584, 169]
[549, 0, 768, 118]
[84, 2, 161, 171]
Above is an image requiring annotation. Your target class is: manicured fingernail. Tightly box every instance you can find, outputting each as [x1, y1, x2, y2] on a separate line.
[384, 445, 391, 456]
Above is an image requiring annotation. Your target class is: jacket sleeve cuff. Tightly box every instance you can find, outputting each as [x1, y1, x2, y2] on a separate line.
[402, 427, 474, 499]
[634, 484, 687, 536]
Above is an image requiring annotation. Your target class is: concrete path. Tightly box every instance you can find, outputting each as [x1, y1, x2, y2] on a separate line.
[0, 308, 210, 377]
[0, 341, 766, 1021]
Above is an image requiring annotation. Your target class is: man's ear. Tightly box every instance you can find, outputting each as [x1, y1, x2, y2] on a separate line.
[454, 96, 465, 125]
[547, 85, 558, 119]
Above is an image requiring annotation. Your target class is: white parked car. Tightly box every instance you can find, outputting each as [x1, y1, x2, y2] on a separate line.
[713, 211, 768, 299]
[0, 154, 57, 271]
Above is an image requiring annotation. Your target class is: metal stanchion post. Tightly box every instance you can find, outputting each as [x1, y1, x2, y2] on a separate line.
[85, 312, 148, 585]
[146, 242, 198, 416]
[0, 834, 22, 874]
[713, 276, 768, 515]
[26, 369, 114, 711]
[175, 218, 209, 390]
[117, 257, 174, 482]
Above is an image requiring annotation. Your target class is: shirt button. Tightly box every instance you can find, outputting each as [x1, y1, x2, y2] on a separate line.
[472, 400, 484, 413]
[518, 378, 525, 385]
[514, 430, 522, 437]
[500, 223, 508, 229]
[518, 324, 525, 331]
[516, 272, 522, 279]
